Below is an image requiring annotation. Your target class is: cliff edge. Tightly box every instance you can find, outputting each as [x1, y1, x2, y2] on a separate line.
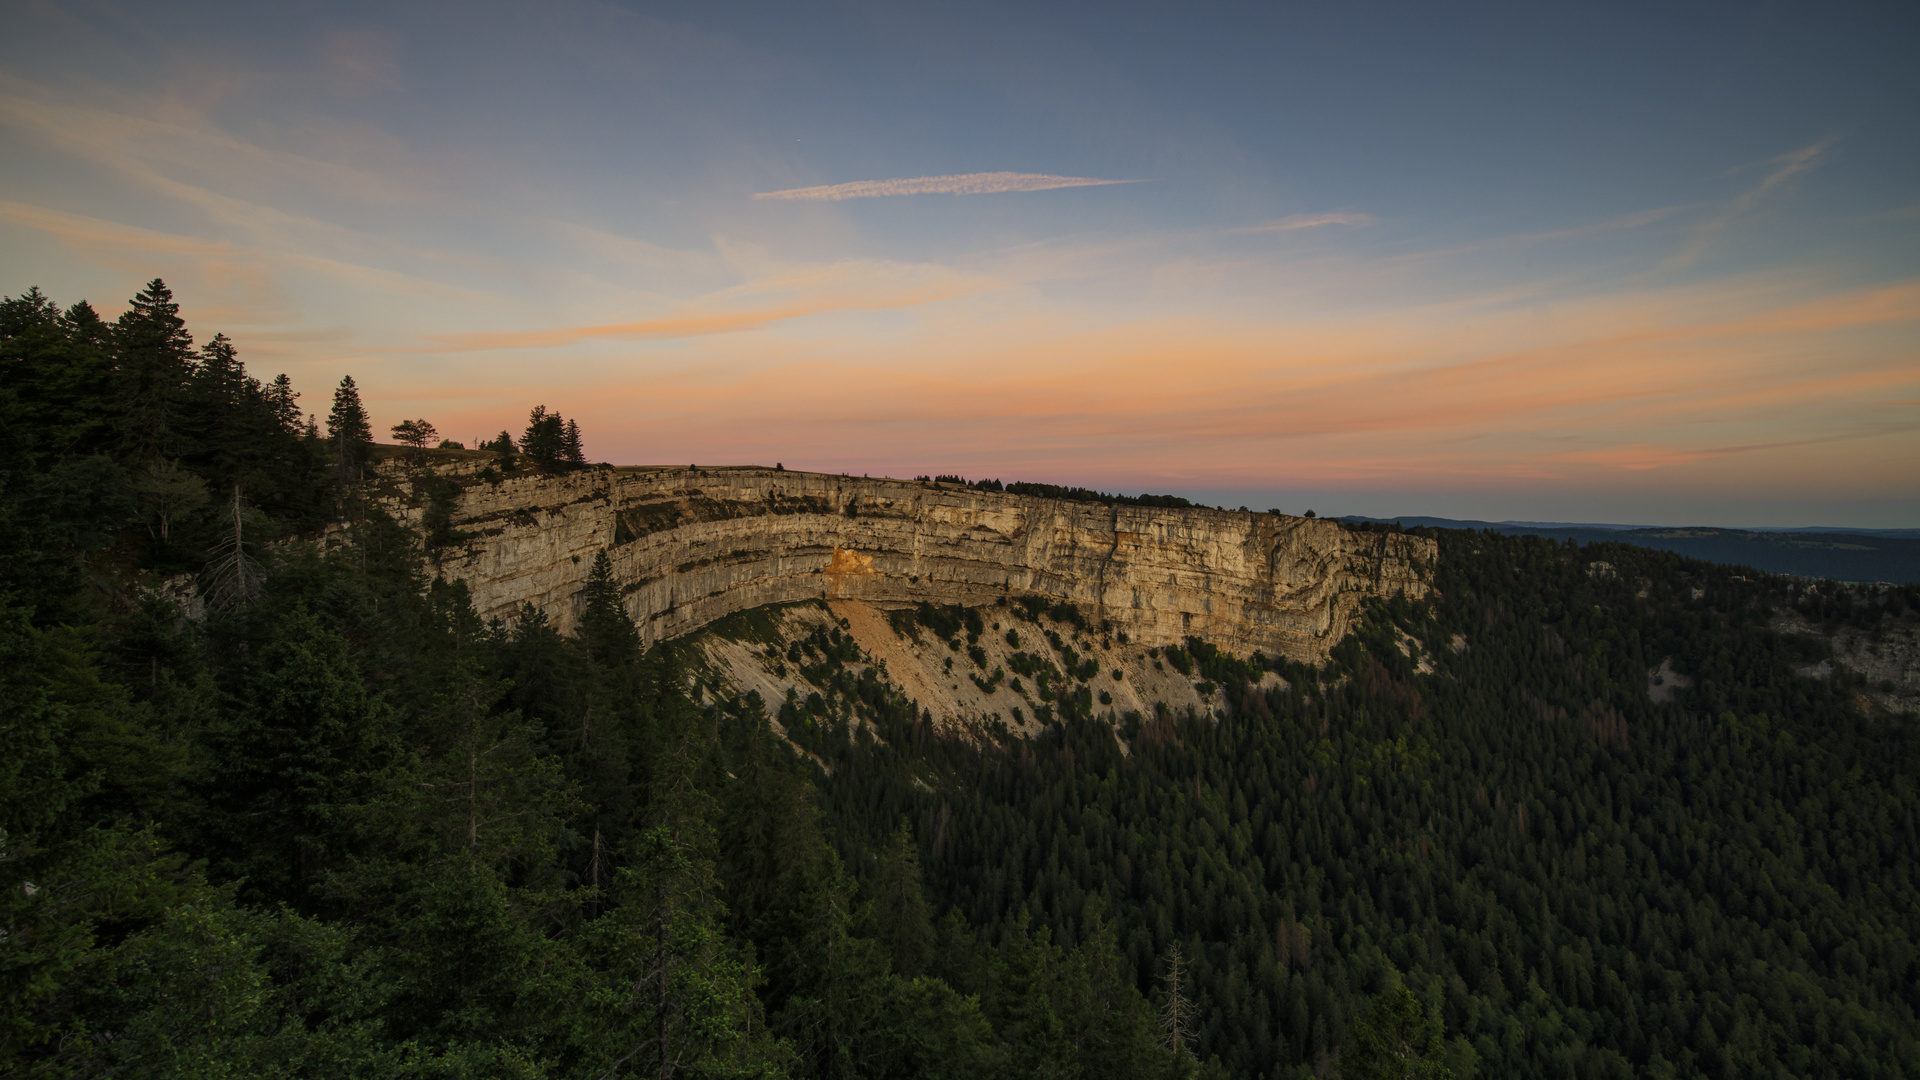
[359, 459, 1436, 663]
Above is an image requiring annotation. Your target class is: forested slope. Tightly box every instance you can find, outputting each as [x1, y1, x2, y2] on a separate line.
[808, 535, 1920, 1077]
[4, 280, 1917, 1079]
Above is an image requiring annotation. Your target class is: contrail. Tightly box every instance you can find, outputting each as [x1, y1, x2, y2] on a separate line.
[1246, 212, 1375, 232]
[754, 171, 1142, 201]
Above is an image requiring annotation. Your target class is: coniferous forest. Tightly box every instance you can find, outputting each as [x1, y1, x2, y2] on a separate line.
[4, 281, 1918, 1078]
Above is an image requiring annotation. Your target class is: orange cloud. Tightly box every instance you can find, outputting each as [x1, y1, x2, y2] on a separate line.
[509, 271, 1919, 495]
[414, 275, 996, 350]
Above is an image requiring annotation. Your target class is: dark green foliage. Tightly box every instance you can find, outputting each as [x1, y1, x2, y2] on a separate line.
[113, 278, 196, 461]
[522, 406, 587, 467]
[866, 824, 936, 978]
[327, 375, 374, 486]
[1003, 481, 1193, 509]
[915, 601, 966, 641]
[419, 473, 473, 557]
[1340, 983, 1452, 1079]
[798, 532, 1920, 1078]
[8, 278, 1919, 1077]
[327, 375, 374, 446]
[2, 281, 329, 592]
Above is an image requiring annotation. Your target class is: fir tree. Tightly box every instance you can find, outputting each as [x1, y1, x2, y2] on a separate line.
[1339, 983, 1453, 1079]
[326, 375, 373, 484]
[264, 374, 303, 437]
[521, 406, 565, 464]
[867, 823, 935, 979]
[326, 375, 373, 446]
[112, 278, 195, 461]
[579, 549, 640, 666]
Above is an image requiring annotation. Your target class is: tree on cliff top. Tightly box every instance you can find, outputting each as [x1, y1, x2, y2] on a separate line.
[326, 375, 372, 446]
[325, 376, 372, 485]
[521, 405, 562, 464]
[113, 278, 195, 461]
[521, 406, 586, 466]
[390, 418, 438, 450]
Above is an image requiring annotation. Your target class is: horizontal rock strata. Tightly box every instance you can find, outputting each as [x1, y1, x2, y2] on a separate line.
[361, 459, 1436, 662]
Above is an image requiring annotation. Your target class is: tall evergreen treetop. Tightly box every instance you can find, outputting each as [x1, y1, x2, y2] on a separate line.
[521, 405, 564, 464]
[578, 549, 639, 666]
[113, 278, 196, 459]
[264, 374, 303, 437]
[115, 279, 193, 360]
[326, 375, 373, 446]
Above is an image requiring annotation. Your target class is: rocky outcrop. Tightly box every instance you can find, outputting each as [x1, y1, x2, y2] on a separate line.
[362, 457, 1435, 662]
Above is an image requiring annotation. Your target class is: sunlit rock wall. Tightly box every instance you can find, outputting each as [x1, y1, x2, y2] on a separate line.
[361, 460, 1436, 662]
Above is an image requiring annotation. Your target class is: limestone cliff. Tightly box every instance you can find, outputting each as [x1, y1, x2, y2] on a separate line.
[358, 456, 1436, 663]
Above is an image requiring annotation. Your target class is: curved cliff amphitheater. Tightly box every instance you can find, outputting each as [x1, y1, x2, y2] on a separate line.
[373, 461, 1435, 666]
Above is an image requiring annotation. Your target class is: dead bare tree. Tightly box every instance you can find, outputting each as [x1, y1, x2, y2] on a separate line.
[202, 484, 264, 608]
[1159, 940, 1194, 1058]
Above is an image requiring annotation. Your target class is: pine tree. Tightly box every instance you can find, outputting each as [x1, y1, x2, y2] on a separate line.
[867, 822, 935, 978]
[113, 279, 195, 461]
[521, 406, 564, 464]
[579, 550, 640, 667]
[1339, 983, 1454, 1079]
[264, 374, 303, 437]
[562, 418, 585, 464]
[326, 375, 373, 484]
[187, 333, 255, 483]
[389, 419, 438, 450]
[586, 819, 774, 1079]
[326, 376, 373, 446]
[584, 663, 777, 1079]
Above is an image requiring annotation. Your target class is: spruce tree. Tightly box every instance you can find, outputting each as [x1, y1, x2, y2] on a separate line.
[1339, 983, 1454, 1079]
[562, 418, 585, 464]
[326, 375, 373, 484]
[326, 376, 373, 446]
[112, 278, 195, 460]
[867, 822, 935, 978]
[186, 333, 256, 483]
[264, 374, 303, 437]
[578, 549, 640, 669]
[520, 406, 564, 464]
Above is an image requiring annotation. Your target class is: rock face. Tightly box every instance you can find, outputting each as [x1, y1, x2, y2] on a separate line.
[369, 459, 1436, 662]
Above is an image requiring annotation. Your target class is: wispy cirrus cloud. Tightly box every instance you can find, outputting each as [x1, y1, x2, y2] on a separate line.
[753, 171, 1142, 201]
[1244, 211, 1376, 232]
[417, 270, 996, 350]
[1540, 430, 1895, 472]
[418, 297, 944, 350]
[1663, 138, 1835, 269]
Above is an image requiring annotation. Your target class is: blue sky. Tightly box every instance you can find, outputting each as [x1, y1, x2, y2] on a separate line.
[3, 0, 1916, 525]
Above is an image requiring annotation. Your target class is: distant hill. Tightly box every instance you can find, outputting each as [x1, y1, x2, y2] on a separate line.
[1341, 516, 1920, 583]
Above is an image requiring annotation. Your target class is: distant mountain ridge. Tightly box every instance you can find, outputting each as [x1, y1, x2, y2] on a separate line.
[1340, 515, 1920, 582]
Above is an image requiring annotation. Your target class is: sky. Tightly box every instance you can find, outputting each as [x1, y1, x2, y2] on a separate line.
[2, 0, 1917, 527]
